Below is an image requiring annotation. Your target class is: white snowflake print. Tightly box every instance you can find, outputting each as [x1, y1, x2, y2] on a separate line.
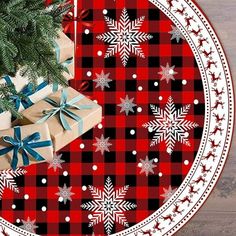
[93, 70, 112, 91]
[20, 217, 38, 233]
[48, 153, 65, 172]
[160, 186, 177, 203]
[143, 96, 199, 154]
[139, 156, 157, 177]
[168, 25, 185, 43]
[0, 168, 27, 199]
[93, 134, 112, 155]
[158, 63, 178, 83]
[117, 95, 137, 115]
[97, 8, 153, 66]
[81, 177, 136, 235]
[56, 184, 75, 204]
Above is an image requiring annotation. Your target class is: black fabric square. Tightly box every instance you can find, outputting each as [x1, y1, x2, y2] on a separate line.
[148, 9, 160, 20]
[194, 127, 203, 139]
[126, 80, 137, 91]
[36, 175, 48, 187]
[104, 152, 116, 163]
[171, 56, 183, 67]
[59, 223, 70, 234]
[171, 151, 183, 163]
[104, 104, 116, 115]
[13, 199, 25, 210]
[149, 33, 160, 45]
[36, 223, 48, 235]
[105, 56, 116, 68]
[194, 103, 205, 115]
[149, 56, 160, 67]
[82, 57, 93, 68]
[126, 57, 137, 68]
[125, 175, 136, 186]
[148, 199, 159, 210]
[105, 128, 116, 139]
[125, 128, 137, 139]
[148, 80, 160, 91]
[171, 175, 183, 186]
[82, 129, 94, 140]
[82, 152, 93, 163]
[82, 175, 93, 186]
[82, 33, 93, 45]
[127, 9, 137, 21]
[194, 80, 204, 91]
[36, 199, 47, 211]
[171, 79, 183, 91]
[148, 175, 159, 186]
[125, 152, 137, 163]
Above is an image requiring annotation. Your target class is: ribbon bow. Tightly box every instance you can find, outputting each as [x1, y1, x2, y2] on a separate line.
[0, 127, 52, 170]
[37, 89, 92, 132]
[3, 76, 48, 113]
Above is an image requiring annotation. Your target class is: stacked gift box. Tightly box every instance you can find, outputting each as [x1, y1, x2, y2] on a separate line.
[0, 31, 102, 171]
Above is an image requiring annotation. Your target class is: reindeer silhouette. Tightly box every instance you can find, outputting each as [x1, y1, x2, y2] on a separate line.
[174, 4, 186, 15]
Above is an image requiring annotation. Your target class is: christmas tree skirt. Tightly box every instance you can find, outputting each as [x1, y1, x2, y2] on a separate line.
[0, 0, 234, 235]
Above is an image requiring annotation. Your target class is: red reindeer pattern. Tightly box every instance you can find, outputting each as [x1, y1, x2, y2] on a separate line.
[201, 163, 212, 174]
[210, 126, 224, 136]
[205, 60, 217, 70]
[153, 220, 164, 232]
[188, 184, 199, 195]
[192, 175, 207, 186]
[174, 4, 186, 15]
[211, 100, 224, 110]
[173, 203, 184, 215]
[162, 214, 174, 224]
[209, 72, 221, 83]
[185, 16, 196, 28]
[198, 37, 209, 48]
[167, 0, 178, 10]
[201, 47, 214, 58]
[213, 113, 225, 123]
[203, 151, 217, 161]
[141, 230, 153, 236]
[190, 25, 203, 37]
[209, 138, 221, 148]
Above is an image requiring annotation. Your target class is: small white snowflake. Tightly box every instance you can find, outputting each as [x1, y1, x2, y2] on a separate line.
[168, 25, 185, 43]
[93, 70, 112, 91]
[160, 186, 177, 203]
[81, 177, 136, 235]
[143, 96, 199, 154]
[158, 63, 178, 84]
[139, 156, 157, 177]
[56, 184, 75, 204]
[48, 153, 65, 172]
[0, 168, 27, 199]
[20, 217, 38, 233]
[117, 95, 137, 116]
[97, 8, 153, 66]
[93, 134, 112, 155]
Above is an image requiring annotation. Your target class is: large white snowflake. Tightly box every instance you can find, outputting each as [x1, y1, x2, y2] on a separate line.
[143, 97, 199, 154]
[0, 168, 27, 199]
[81, 177, 136, 235]
[97, 8, 153, 66]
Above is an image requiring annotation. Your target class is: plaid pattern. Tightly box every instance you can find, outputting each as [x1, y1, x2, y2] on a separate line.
[0, 0, 204, 235]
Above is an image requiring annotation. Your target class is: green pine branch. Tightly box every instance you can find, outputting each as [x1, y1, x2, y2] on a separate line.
[0, 0, 72, 116]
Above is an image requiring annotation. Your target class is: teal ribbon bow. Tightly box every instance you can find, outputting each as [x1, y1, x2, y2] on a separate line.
[3, 75, 48, 113]
[37, 89, 92, 133]
[0, 126, 52, 170]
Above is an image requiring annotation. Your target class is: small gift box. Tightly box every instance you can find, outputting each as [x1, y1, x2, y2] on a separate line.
[0, 123, 53, 171]
[20, 87, 102, 151]
[0, 111, 12, 131]
[54, 31, 74, 63]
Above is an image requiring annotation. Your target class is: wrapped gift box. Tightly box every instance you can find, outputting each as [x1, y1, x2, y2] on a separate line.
[0, 123, 53, 171]
[0, 111, 12, 131]
[54, 31, 74, 63]
[20, 87, 102, 151]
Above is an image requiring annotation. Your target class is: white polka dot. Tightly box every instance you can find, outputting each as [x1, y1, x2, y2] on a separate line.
[154, 81, 159, 87]
[84, 29, 90, 34]
[159, 96, 163, 101]
[103, 9, 108, 15]
[148, 127, 153, 132]
[59, 197, 64, 202]
[92, 165, 98, 171]
[88, 214, 93, 219]
[97, 51, 103, 56]
[41, 206, 47, 212]
[12, 204, 16, 209]
[184, 132, 189, 137]
[80, 143, 85, 149]
[132, 74, 137, 79]
[159, 172, 163, 177]
[154, 158, 158, 163]
[98, 123, 103, 129]
[194, 99, 199, 105]
[137, 107, 142, 113]
[82, 186, 87, 191]
[184, 160, 189, 166]
[87, 71, 92, 77]
[63, 171, 68, 176]
[167, 148, 172, 154]
[65, 216, 70, 222]
[182, 80, 187, 85]
[130, 129, 135, 135]
[16, 219, 20, 223]
[132, 150, 137, 155]
[138, 86, 143, 91]
[41, 178, 47, 184]
[138, 163, 142, 168]
[169, 69, 174, 75]
[93, 100, 98, 104]
[24, 194, 29, 200]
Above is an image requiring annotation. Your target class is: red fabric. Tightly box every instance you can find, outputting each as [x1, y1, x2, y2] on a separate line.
[0, 1, 204, 235]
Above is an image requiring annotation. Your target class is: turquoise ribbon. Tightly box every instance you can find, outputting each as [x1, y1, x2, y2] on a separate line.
[0, 126, 52, 170]
[37, 89, 92, 133]
[3, 76, 48, 114]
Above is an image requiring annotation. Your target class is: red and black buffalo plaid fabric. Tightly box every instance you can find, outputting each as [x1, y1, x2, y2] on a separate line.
[0, 0, 204, 235]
